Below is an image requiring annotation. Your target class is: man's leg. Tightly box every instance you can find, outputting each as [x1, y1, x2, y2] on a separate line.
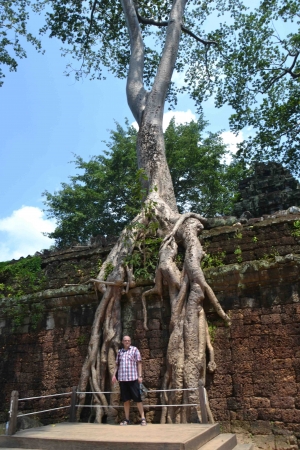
[137, 402, 146, 424]
[124, 400, 130, 420]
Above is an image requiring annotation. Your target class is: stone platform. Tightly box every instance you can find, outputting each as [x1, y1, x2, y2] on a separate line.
[0, 423, 253, 450]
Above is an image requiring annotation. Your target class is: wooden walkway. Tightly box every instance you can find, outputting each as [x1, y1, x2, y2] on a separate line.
[0, 422, 253, 450]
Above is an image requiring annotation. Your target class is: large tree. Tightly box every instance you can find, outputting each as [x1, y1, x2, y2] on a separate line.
[39, 0, 245, 424]
[43, 118, 246, 248]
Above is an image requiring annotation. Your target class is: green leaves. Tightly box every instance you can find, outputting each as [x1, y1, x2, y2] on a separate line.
[0, 0, 42, 86]
[43, 121, 140, 246]
[43, 118, 247, 247]
[204, 0, 300, 174]
[0, 255, 46, 298]
[165, 117, 247, 217]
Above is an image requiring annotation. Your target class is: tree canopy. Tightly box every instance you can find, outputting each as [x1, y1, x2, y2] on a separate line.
[200, 0, 300, 175]
[43, 118, 246, 247]
[35, 0, 299, 174]
[2, 1, 299, 175]
[0, 0, 42, 86]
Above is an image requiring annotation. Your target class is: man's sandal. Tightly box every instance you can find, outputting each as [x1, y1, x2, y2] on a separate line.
[140, 418, 147, 426]
[120, 419, 130, 425]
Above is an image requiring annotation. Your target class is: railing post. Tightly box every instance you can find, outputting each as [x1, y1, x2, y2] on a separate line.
[198, 381, 208, 424]
[69, 386, 77, 422]
[7, 390, 19, 435]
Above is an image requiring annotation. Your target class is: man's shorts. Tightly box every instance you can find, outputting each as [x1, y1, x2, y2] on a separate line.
[119, 379, 142, 402]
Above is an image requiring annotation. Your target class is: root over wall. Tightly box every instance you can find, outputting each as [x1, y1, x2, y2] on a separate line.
[0, 215, 300, 447]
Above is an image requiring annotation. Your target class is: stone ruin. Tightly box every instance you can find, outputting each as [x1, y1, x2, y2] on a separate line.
[232, 162, 300, 218]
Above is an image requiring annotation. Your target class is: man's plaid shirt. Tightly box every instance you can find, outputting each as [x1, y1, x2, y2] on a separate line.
[116, 346, 141, 381]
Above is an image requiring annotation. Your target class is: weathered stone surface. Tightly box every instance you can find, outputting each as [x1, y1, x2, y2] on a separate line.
[1, 215, 300, 447]
[232, 162, 300, 218]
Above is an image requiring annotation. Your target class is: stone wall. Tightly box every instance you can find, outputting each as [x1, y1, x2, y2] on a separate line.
[1, 215, 300, 448]
[232, 162, 300, 218]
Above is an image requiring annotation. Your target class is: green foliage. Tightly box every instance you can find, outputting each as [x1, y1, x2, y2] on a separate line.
[200, 0, 300, 175]
[0, 256, 46, 298]
[165, 117, 247, 217]
[3, 298, 44, 330]
[0, 1, 43, 86]
[103, 262, 114, 281]
[0, 256, 46, 330]
[43, 121, 139, 247]
[37, 0, 245, 106]
[234, 230, 243, 239]
[125, 235, 162, 281]
[260, 248, 280, 261]
[234, 246, 242, 263]
[124, 194, 162, 282]
[291, 220, 300, 238]
[201, 251, 226, 269]
[207, 322, 217, 344]
[252, 236, 258, 243]
[175, 253, 184, 270]
[43, 119, 247, 247]
[77, 335, 87, 345]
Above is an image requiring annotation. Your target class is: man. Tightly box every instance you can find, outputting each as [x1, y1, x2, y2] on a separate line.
[112, 335, 146, 425]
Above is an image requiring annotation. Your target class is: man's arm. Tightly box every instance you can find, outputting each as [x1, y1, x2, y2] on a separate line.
[137, 360, 143, 382]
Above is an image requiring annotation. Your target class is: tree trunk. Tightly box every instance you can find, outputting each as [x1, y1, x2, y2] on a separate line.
[76, 0, 231, 424]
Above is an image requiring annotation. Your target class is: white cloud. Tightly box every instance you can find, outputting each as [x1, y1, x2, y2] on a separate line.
[220, 130, 244, 164]
[221, 130, 244, 153]
[132, 109, 197, 132]
[0, 206, 56, 261]
[171, 70, 186, 88]
[163, 110, 196, 131]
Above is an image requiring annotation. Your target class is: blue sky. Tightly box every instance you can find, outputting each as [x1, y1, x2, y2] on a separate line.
[0, 11, 247, 262]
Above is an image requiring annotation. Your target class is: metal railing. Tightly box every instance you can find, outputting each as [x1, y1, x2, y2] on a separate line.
[7, 382, 208, 436]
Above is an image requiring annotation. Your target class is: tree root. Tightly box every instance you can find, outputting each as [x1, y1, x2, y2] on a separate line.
[76, 196, 230, 424]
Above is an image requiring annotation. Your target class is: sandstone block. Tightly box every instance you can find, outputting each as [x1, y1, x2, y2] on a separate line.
[272, 382, 298, 397]
[147, 319, 161, 330]
[146, 329, 163, 338]
[281, 409, 300, 423]
[243, 408, 258, 421]
[253, 383, 274, 397]
[147, 307, 162, 319]
[272, 358, 293, 370]
[270, 396, 295, 409]
[231, 419, 251, 433]
[227, 397, 244, 411]
[137, 338, 149, 349]
[250, 420, 271, 435]
[275, 435, 298, 450]
[252, 435, 275, 449]
[134, 329, 146, 339]
[150, 349, 164, 358]
[257, 407, 282, 421]
[149, 337, 163, 349]
[209, 398, 227, 410]
[140, 348, 150, 359]
[250, 397, 271, 408]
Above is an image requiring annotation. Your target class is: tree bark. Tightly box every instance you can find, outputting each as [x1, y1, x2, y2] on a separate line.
[77, 0, 230, 424]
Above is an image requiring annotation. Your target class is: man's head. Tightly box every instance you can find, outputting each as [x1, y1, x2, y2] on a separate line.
[122, 335, 131, 350]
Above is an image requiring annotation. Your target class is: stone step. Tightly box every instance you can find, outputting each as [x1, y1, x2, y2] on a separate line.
[0, 423, 221, 450]
[198, 433, 237, 450]
[233, 445, 254, 450]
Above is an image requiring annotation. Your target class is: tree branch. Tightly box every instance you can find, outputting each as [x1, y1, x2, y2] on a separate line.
[260, 51, 300, 93]
[136, 9, 217, 46]
[120, 0, 147, 126]
[181, 25, 218, 46]
[145, 0, 188, 121]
